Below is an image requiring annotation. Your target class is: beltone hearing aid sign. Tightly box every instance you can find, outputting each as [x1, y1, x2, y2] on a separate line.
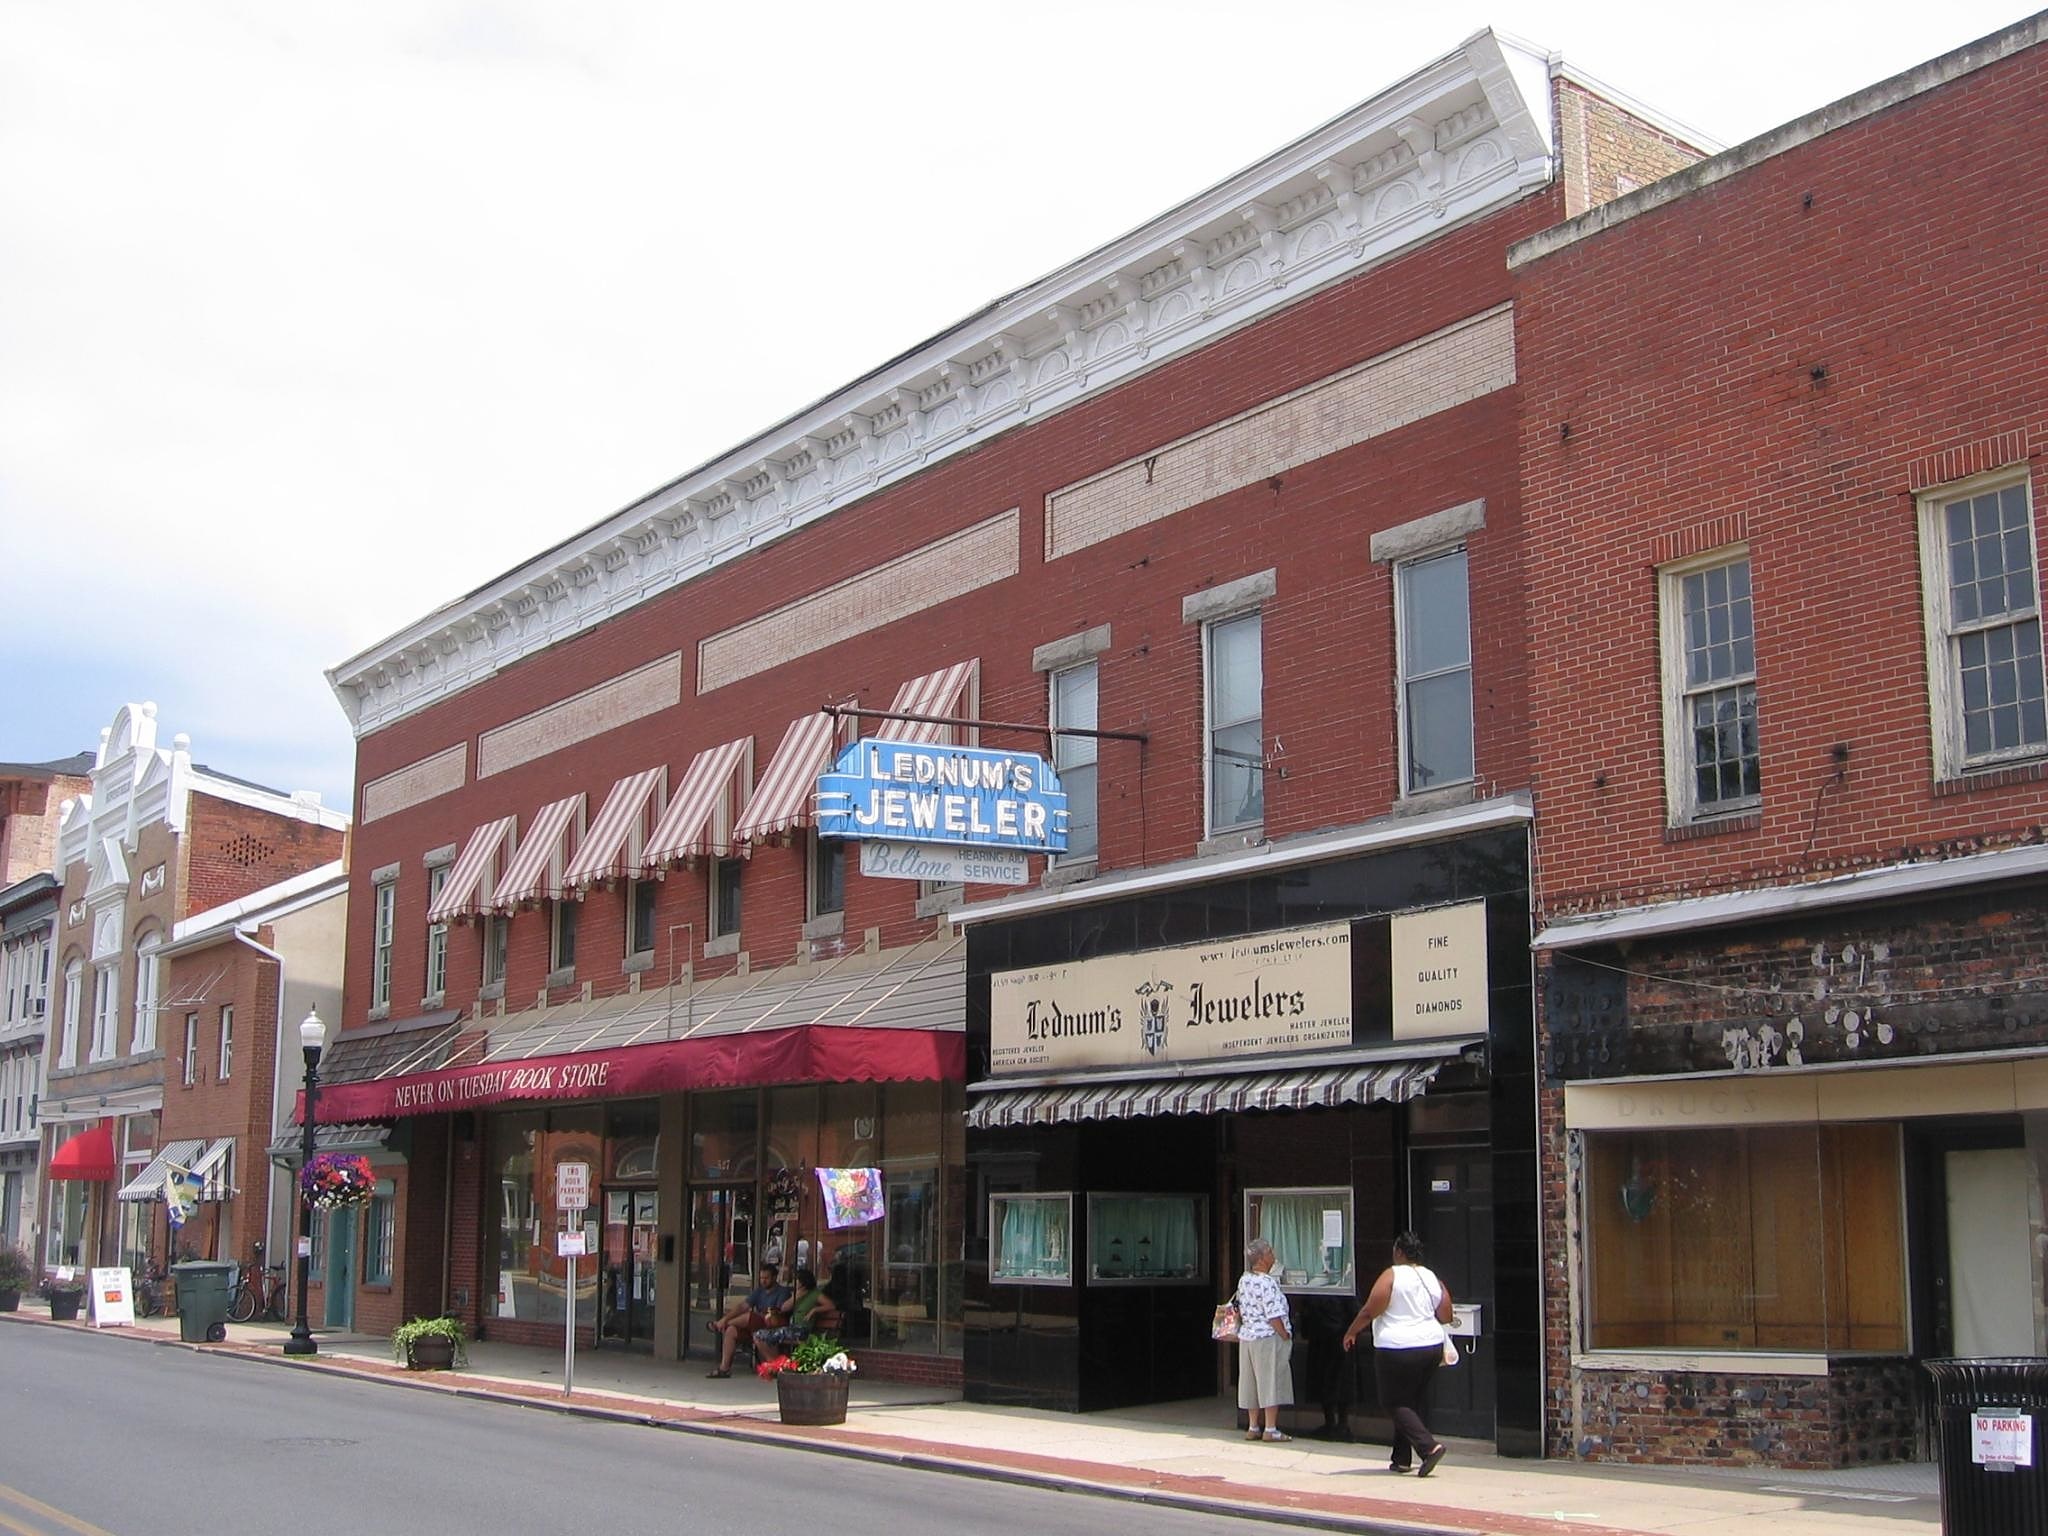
[1390, 901, 1489, 1038]
[990, 922, 1353, 1073]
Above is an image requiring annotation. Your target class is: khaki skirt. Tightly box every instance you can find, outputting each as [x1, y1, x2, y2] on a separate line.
[1237, 1333, 1294, 1410]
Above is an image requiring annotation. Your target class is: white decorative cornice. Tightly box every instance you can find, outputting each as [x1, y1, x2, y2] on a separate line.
[327, 29, 1560, 739]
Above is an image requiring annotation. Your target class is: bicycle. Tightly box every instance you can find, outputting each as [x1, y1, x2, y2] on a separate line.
[133, 1259, 172, 1319]
[226, 1245, 289, 1323]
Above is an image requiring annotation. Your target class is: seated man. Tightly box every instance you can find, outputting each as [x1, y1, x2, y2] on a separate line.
[706, 1262, 791, 1378]
[754, 1268, 841, 1360]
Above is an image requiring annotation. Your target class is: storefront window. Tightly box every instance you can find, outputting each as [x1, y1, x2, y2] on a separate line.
[690, 1091, 758, 1181]
[364, 1180, 396, 1285]
[606, 1100, 660, 1183]
[875, 1080, 940, 1352]
[991, 1194, 1074, 1284]
[492, 1111, 540, 1318]
[1245, 1187, 1354, 1293]
[1088, 1194, 1206, 1284]
[1583, 1124, 1907, 1353]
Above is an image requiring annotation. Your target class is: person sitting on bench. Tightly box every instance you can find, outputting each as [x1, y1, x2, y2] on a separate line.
[754, 1268, 841, 1360]
[706, 1262, 792, 1377]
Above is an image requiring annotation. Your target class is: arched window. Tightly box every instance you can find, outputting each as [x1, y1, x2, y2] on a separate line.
[132, 932, 162, 1053]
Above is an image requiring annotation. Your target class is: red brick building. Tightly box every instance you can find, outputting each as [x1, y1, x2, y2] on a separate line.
[1515, 16, 2048, 1468]
[322, 31, 1701, 1446]
[39, 704, 347, 1283]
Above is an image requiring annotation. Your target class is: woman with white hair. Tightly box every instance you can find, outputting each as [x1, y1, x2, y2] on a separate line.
[1234, 1237, 1294, 1441]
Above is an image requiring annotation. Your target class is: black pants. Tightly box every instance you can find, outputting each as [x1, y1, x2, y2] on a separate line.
[1373, 1344, 1442, 1467]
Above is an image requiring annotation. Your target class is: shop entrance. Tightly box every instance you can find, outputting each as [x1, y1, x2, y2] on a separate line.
[322, 1207, 356, 1332]
[685, 1185, 756, 1358]
[599, 1188, 658, 1350]
[1410, 1143, 1493, 1440]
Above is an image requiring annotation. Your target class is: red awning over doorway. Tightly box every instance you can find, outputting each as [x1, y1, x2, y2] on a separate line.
[47, 1125, 117, 1181]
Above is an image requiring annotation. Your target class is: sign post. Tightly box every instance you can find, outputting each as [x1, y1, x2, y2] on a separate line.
[557, 1161, 590, 1398]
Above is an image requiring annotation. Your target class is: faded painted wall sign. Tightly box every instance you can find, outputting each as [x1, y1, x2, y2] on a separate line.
[989, 922, 1352, 1074]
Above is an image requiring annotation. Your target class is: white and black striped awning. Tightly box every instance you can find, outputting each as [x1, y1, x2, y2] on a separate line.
[965, 1040, 1476, 1130]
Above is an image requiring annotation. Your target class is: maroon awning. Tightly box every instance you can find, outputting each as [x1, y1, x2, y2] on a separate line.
[47, 1125, 117, 1181]
[301, 1024, 962, 1123]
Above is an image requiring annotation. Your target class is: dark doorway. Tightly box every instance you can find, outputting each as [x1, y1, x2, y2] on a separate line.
[599, 1188, 658, 1349]
[1410, 1143, 1494, 1439]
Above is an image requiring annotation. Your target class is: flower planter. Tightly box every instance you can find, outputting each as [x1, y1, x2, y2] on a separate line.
[775, 1370, 850, 1426]
[405, 1336, 458, 1371]
[49, 1290, 83, 1321]
[0, 1289, 19, 1314]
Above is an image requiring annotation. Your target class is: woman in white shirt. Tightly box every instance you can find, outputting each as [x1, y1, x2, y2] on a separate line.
[1233, 1237, 1294, 1441]
[1341, 1231, 1452, 1476]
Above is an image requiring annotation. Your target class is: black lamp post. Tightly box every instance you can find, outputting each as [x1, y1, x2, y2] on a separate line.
[284, 1007, 325, 1357]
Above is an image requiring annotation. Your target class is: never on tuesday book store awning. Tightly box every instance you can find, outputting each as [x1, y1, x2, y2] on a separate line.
[303, 937, 966, 1123]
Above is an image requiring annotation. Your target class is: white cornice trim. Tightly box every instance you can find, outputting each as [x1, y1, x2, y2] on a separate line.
[951, 794, 1533, 927]
[328, 31, 1561, 739]
[1533, 841, 2048, 951]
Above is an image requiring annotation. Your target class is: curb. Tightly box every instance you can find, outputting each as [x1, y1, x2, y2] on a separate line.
[4, 1311, 1608, 1536]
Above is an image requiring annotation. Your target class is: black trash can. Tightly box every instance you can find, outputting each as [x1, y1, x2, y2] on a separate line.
[1924, 1357, 2048, 1535]
[171, 1260, 237, 1344]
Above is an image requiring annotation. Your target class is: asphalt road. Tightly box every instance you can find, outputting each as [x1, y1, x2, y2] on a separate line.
[2, 1327, 1268, 1536]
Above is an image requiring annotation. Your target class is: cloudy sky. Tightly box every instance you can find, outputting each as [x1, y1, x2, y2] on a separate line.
[3, 1, 2030, 809]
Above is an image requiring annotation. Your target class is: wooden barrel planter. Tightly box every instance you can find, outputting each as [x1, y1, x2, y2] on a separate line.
[775, 1370, 850, 1425]
[48, 1290, 84, 1322]
[0, 1289, 20, 1314]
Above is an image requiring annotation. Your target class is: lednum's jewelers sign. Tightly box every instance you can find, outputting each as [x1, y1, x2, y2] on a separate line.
[990, 921, 1353, 1074]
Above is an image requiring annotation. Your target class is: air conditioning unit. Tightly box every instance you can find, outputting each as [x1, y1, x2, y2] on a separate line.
[29, 998, 45, 1019]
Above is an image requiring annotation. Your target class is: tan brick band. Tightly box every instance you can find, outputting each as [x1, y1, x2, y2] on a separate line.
[478, 654, 682, 779]
[1045, 304, 1514, 560]
[697, 510, 1020, 693]
[359, 744, 468, 824]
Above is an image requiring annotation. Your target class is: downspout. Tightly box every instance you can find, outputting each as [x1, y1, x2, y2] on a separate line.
[441, 1116, 454, 1317]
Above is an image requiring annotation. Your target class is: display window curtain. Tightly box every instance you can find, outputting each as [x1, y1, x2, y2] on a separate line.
[1260, 1194, 1344, 1278]
[1093, 1197, 1199, 1275]
[998, 1198, 1065, 1276]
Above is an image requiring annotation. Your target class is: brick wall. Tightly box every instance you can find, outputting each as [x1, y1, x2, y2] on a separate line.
[1554, 78, 1706, 218]
[1519, 39, 2048, 919]
[0, 772, 89, 887]
[181, 793, 345, 918]
[341, 185, 1562, 1034]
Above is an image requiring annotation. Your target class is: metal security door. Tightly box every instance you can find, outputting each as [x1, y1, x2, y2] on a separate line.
[1411, 1145, 1494, 1440]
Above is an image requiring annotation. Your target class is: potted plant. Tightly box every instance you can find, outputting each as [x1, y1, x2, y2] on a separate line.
[756, 1331, 857, 1424]
[0, 1245, 32, 1313]
[392, 1315, 468, 1371]
[44, 1273, 85, 1322]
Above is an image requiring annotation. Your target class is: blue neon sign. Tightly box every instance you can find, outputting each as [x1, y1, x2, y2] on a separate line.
[815, 739, 1068, 853]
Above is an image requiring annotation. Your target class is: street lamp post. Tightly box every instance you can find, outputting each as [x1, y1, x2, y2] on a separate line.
[283, 1008, 325, 1357]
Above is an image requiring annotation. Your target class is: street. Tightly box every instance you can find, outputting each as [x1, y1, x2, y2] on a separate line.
[2, 1327, 1267, 1536]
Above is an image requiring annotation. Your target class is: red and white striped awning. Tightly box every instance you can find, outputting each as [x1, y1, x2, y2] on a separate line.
[426, 815, 517, 923]
[734, 714, 836, 843]
[492, 793, 585, 908]
[884, 659, 979, 745]
[641, 737, 752, 868]
[563, 768, 665, 890]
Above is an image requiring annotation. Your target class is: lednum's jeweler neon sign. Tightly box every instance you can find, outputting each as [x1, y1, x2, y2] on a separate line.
[815, 739, 1068, 854]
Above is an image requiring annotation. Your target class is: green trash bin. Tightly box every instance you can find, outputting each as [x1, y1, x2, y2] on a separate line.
[171, 1260, 236, 1344]
[1925, 1358, 2048, 1535]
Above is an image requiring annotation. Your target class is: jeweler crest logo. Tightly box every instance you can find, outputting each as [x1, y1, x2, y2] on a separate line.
[1135, 979, 1173, 1056]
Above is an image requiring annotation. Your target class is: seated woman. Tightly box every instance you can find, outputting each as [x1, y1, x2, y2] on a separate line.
[754, 1268, 841, 1360]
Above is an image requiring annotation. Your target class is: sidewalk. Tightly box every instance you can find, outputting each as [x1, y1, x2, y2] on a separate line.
[5, 1303, 1938, 1536]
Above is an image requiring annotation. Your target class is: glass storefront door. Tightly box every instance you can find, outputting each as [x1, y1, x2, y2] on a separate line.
[599, 1188, 658, 1349]
[685, 1185, 754, 1358]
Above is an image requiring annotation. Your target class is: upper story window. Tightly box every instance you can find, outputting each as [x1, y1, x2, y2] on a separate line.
[482, 915, 508, 989]
[89, 963, 119, 1062]
[1660, 550, 1760, 821]
[1051, 662, 1099, 862]
[1396, 547, 1474, 795]
[1919, 473, 2046, 777]
[1204, 611, 1264, 834]
[551, 899, 579, 975]
[183, 1013, 199, 1086]
[628, 878, 658, 959]
[809, 833, 846, 919]
[218, 1004, 234, 1081]
[59, 960, 82, 1068]
[424, 865, 449, 1001]
[371, 877, 397, 1011]
[710, 857, 743, 942]
[131, 932, 161, 1053]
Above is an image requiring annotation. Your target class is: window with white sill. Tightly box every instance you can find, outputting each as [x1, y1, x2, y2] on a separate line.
[89, 963, 118, 1061]
[371, 877, 396, 1011]
[1919, 472, 2047, 778]
[59, 960, 82, 1067]
[1396, 546, 1474, 795]
[1050, 661, 1099, 861]
[425, 865, 449, 999]
[131, 933, 161, 1052]
[1660, 550, 1760, 822]
[1204, 610, 1264, 834]
[218, 1004, 233, 1082]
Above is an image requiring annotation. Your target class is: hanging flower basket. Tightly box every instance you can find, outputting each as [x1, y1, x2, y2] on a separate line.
[301, 1152, 376, 1209]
